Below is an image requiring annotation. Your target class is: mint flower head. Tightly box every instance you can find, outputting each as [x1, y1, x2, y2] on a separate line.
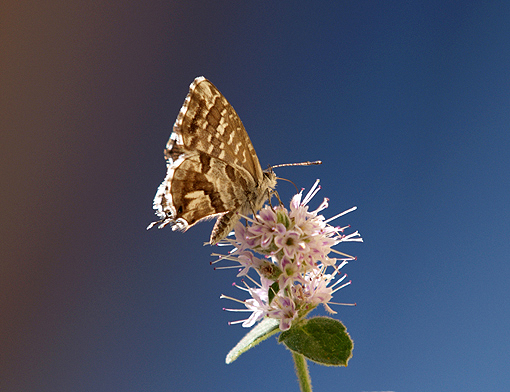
[217, 180, 363, 331]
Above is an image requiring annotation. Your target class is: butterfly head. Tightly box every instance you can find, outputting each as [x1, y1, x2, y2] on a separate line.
[263, 167, 277, 185]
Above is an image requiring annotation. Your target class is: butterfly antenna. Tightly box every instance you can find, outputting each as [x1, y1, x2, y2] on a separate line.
[270, 160, 322, 169]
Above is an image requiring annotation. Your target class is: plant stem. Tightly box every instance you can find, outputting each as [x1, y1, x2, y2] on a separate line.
[292, 351, 312, 392]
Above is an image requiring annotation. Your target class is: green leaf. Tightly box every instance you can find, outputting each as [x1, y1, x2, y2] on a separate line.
[268, 281, 279, 304]
[279, 317, 353, 366]
[225, 318, 280, 364]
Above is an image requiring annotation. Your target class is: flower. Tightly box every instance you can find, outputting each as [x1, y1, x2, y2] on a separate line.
[218, 180, 362, 331]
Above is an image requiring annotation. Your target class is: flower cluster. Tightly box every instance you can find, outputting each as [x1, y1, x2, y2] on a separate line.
[217, 180, 362, 331]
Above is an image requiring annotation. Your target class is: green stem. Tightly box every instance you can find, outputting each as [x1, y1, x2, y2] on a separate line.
[292, 351, 312, 392]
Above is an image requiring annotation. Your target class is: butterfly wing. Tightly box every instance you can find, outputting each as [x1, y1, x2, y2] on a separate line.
[165, 77, 264, 182]
[152, 151, 259, 231]
[150, 77, 274, 243]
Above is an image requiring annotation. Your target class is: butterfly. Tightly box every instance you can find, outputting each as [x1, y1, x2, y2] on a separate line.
[148, 77, 319, 244]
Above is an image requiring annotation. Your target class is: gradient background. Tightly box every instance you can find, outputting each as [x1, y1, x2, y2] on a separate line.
[2, 1, 509, 391]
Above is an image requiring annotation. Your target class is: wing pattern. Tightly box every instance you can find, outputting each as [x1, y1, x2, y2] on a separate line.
[150, 77, 276, 244]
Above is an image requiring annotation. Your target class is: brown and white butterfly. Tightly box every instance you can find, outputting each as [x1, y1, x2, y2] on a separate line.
[148, 77, 319, 244]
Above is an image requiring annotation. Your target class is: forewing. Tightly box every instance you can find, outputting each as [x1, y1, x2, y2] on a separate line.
[165, 77, 264, 182]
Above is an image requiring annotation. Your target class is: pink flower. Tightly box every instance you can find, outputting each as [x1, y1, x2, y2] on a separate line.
[218, 180, 362, 330]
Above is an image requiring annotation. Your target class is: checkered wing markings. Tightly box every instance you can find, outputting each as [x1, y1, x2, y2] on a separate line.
[150, 77, 277, 244]
[168, 154, 254, 227]
[167, 78, 264, 182]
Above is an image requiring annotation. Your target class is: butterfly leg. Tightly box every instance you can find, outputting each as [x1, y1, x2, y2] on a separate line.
[270, 189, 284, 209]
[249, 201, 262, 222]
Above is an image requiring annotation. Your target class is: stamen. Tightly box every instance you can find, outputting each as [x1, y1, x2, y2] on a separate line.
[210, 253, 239, 263]
[329, 249, 356, 258]
[313, 198, 329, 213]
[233, 283, 250, 293]
[228, 319, 247, 325]
[213, 265, 242, 270]
[302, 179, 321, 205]
[328, 301, 356, 306]
[329, 261, 348, 278]
[340, 231, 363, 242]
[213, 241, 235, 247]
[330, 274, 347, 289]
[324, 206, 357, 224]
[219, 294, 245, 304]
[244, 274, 261, 287]
[331, 280, 351, 294]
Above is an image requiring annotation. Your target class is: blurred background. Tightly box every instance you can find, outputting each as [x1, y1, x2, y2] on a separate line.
[1, 1, 509, 391]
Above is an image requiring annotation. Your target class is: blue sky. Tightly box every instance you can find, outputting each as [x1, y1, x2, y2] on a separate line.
[2, 1, 510, 391]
